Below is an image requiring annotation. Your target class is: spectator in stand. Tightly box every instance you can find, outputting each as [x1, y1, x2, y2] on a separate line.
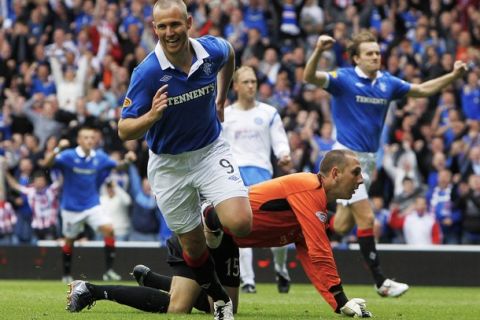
[313, 121, 335, 173]
[24, 62, 56, 98]
[383, 142, 422, 197]
[0, 198, 16, 245]
[21, 94, 64, 148]
[44, 29, 78, 65]
[128, 164, 165, 243]
[242, 0, 269, 40]
[371, 196, 392, 244]
[224, 8, 248, 64]
[462, 145, 480, 180]
[390, 196, 442, 245]
[241, 27, 267, 64]
[8, 157, 34, 244]
[259, 48, 282, 86]
[428, 169, 462, 244]
[49, 53, 89, 113]
[271, 0, 306, 52]
[457, 174, 480, 244]
[461, 71, 480, 121]
[100, 180, 132, 241]
[4, 169, 60, 242]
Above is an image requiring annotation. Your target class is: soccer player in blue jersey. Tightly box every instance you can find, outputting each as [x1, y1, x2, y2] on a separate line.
[117, 1, 252, 319]
[304, 31, 468, 297]
[44, 127, 136, 283]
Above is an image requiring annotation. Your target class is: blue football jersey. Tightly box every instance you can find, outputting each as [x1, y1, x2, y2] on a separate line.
[54, 147, 117, 211]
[121, 36, 230, 155]
[325, 68, 410, 152]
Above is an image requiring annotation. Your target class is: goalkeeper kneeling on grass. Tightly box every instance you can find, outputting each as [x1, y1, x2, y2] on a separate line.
[66, 150, 372, 317]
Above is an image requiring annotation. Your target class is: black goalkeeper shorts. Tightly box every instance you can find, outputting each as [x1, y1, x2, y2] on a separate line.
[166, 233, 240, 287]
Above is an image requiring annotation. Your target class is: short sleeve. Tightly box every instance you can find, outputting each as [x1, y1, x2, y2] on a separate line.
[121, 67, 155, 119]
[390, 75, 411, 100]
[324, 69, 345, 96]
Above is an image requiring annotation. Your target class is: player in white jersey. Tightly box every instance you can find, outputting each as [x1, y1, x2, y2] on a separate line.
[222, 66, 292, 293]
[304, 31, 467, 297]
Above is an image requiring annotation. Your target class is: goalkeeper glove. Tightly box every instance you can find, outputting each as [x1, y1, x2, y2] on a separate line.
[340, 298, 372, 317]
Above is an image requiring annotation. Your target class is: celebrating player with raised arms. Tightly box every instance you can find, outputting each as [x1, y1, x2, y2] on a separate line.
[304, 31, 467, 296]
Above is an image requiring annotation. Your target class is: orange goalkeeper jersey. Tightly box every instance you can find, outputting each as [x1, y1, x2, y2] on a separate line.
[231, 172, 341, 310]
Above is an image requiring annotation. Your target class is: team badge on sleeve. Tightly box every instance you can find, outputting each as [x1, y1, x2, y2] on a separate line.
[122, 97, 132, 108]
[328, 70, 338, 78]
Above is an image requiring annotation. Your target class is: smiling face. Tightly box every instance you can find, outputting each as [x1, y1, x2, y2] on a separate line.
[152, 2, 192, 60]
[354, 41, 381, 76]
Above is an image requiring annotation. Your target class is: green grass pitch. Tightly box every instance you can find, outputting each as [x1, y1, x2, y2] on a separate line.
[1, 280, 479, 319]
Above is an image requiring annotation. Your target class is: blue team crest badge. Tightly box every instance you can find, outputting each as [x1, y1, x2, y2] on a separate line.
[254, 117, 263, 125]
[379, 82, 387, 92]
[315, 211, 328, 223]
[203, 62, 212, 75]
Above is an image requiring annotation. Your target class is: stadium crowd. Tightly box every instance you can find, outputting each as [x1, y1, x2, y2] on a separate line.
[0, 0, 479, 246]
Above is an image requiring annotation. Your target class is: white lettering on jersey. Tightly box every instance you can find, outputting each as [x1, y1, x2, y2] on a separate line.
[167, 83, 216, 106]
[355, 95, 388, 105]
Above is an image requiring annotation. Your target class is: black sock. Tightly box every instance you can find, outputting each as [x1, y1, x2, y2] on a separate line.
[183, 250, 230, 303]
[62, 244, 72, 275]
[357, 232, 386, 287]
[193, 290, 211, 313]
[104, 237, 115, 270]
[143, 271, 172, 291]
[87, 284, 170, 313]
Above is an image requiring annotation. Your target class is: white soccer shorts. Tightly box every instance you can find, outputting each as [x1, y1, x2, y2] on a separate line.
[147, 138, 248, 234]
[61, 205, 112, 239]
[333, 141, 376, 206]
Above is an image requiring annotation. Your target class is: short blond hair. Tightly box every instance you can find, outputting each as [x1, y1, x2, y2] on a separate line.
[232, 66, 256, 83]
[153, 0, 188, 19]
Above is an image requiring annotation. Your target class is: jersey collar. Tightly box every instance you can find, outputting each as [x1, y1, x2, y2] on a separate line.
[154, 38, 210, 76]
[75, 146, 96, 160]
[354, 66, 383, 82]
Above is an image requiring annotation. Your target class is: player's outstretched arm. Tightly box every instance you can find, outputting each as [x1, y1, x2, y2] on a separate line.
[118, 84, 168, 141]
[303, 35, 335, 87]
[407, 60, 468, 98]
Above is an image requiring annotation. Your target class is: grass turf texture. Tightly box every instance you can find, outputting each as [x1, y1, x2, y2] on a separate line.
[1, 281, 479, 319]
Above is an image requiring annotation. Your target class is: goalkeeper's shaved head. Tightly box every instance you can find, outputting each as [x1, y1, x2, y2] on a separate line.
[319, 150, 357, 176]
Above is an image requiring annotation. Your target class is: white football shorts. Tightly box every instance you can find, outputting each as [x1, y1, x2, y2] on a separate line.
[333, 141, 376, 206]
[61, 205, 112, 238]
[147, 138, 248, 234]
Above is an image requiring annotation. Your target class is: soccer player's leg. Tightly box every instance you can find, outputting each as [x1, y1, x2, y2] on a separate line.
[350, 198, 409, 297]
[66, 280, 170, 313]
[60, 209, 86, 283]
[169, 275, 204, 313]
[239, 248, 256, 293]
[271, 246, 291, 293]
[199, 139, 252, 238]
[177, 226, 232, 309]
[132, 264, 172, 290]
[86, 206, 120, 280]
[201, 200, 224, 249]
[332, 204, 356, 235]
